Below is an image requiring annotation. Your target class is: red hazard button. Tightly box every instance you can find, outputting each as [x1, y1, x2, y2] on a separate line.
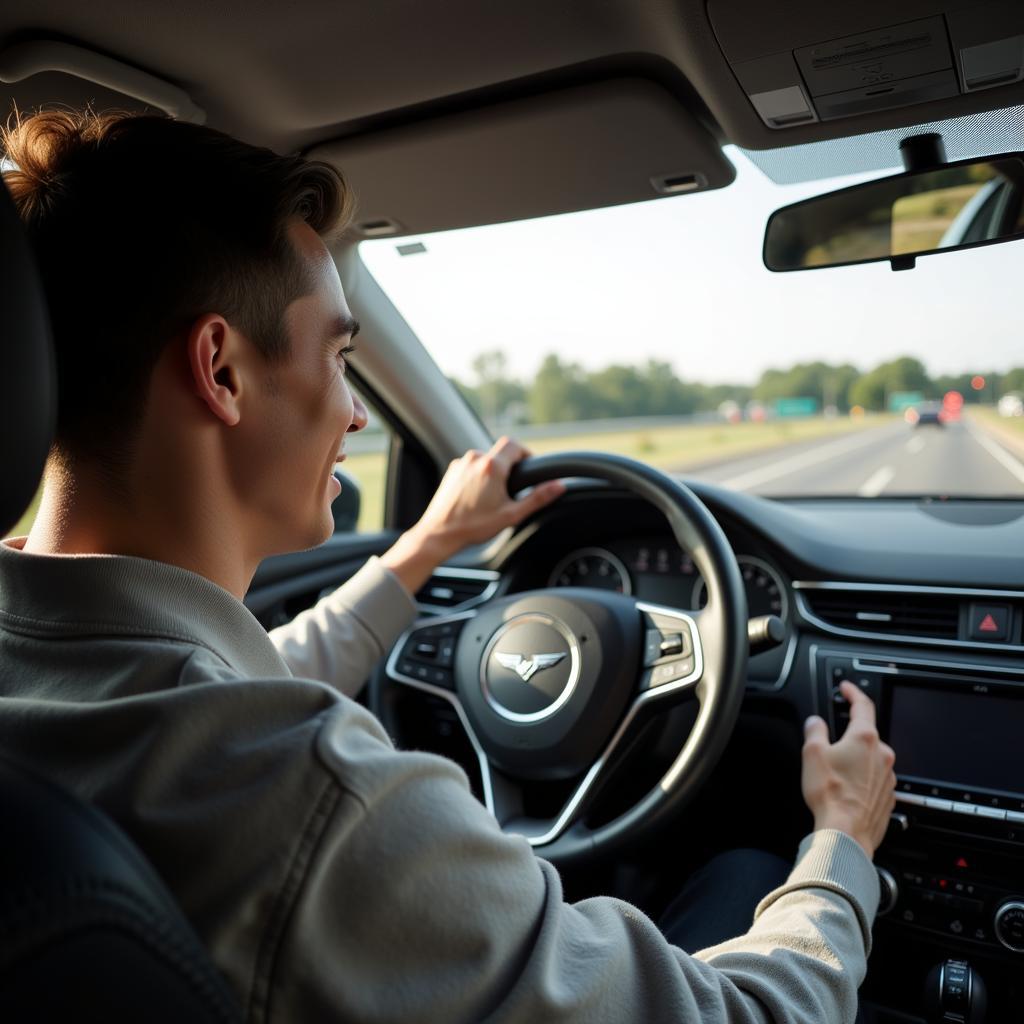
[968, 603, 1011, 642]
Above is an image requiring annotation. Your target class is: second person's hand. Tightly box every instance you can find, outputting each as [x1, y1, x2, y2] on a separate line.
[801, 682, 896, 859]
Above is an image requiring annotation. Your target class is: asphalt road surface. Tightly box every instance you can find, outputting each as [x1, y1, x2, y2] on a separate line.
[688, 418, 1024, 497]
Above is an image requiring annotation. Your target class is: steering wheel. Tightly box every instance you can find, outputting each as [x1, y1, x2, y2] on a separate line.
[372, 452, 748, 864]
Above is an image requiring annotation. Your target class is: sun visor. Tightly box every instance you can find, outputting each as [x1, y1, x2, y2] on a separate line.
[310, 78, 735, 238]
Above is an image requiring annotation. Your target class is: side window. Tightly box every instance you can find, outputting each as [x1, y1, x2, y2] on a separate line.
[7, 489, 41, 540]
[334, 386, 390, 534]
[7, 388, 392, 542]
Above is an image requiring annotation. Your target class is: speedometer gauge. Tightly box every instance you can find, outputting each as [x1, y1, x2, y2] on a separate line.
[692, 556, 788, 619]
[549, 548, 632, 595]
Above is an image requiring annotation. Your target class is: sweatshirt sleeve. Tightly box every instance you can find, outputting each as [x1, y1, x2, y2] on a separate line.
[268, 556, 418, 695]
[267, 699, 877, 1024]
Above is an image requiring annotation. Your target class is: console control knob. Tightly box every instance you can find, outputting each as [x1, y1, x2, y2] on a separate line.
[877, 866, 898, 917]
[994, 900, 1024, 953]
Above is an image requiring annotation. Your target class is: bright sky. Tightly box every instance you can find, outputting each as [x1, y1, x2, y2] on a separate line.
[360, 146, 1024, 387]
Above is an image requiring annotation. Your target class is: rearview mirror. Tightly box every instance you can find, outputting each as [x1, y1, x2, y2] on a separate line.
[764, 153, 1024, 272]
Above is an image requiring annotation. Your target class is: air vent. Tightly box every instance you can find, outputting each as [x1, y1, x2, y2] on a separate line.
[415, 568, 499, 612]
[802, 590, 960, 640]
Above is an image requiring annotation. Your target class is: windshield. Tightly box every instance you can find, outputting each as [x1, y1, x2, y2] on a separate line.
[361, 146, 1024, 499]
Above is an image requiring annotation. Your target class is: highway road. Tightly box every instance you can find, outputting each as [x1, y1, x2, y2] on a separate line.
[687, 418, 1024, 497]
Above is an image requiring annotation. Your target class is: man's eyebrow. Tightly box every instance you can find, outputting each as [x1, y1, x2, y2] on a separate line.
[328, 314, 360, 341]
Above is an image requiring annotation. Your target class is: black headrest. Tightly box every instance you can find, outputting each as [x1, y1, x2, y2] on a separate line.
[0, 176, 55, 535]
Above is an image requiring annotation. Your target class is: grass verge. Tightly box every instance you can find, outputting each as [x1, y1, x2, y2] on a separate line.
[524, 414, 893, 473]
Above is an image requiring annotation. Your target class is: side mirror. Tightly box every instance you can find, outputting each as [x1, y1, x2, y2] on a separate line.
[331, 469, 362, 533]
[764, 152, 1024, 272]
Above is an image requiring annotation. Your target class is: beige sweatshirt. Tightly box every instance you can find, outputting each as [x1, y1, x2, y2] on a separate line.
[0, 537, 878, 1023]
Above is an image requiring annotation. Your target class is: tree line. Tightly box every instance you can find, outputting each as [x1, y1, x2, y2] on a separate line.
[453, 351, 1024, 427]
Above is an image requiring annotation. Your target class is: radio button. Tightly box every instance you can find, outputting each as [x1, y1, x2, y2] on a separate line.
[952, 802, 977, 816]
[924, 797, 954, 812]
[895, 792, 927, 807]
[1007, 810, 1024, 825]
[975, 805, 1006, 821]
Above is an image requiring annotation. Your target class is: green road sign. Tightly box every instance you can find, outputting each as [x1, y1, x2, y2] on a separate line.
[774, 397, 819, 417]
[889, 390, 923, 412]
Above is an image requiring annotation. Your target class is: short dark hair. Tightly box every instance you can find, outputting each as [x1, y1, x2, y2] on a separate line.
[2, 109, 352, 466]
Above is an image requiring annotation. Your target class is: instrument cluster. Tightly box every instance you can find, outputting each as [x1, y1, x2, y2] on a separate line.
[548, 539, 788, 620]
[547, 538, 792, 688]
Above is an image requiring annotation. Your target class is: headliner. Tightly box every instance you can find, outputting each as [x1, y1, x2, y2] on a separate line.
[3, 0, 1024, 155]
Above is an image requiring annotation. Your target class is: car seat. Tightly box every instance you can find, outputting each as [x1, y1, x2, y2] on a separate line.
[0, 174, 243, 1022]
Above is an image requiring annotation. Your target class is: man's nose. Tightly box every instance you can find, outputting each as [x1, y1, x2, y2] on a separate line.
[347, 393, 369, 433]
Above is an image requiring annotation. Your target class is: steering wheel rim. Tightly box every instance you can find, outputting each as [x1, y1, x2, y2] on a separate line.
[374, 452, 748, 864]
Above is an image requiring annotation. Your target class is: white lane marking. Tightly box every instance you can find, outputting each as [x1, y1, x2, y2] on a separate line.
[858, 465, 895, 497]
[720, 424, 900, 491]
[964, 419, 1024, 484]
[905, 435, 926, 454]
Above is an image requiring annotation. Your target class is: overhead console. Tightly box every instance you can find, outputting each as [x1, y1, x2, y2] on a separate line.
[708, 1, 1024, 130]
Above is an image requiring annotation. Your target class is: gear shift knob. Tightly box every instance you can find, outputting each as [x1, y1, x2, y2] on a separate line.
[924, 959, 987, 1024]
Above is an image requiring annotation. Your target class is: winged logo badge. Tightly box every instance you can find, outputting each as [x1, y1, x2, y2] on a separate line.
[494, 651, 566, 683]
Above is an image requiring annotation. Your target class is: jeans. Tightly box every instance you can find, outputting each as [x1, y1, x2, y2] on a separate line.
[659, 848, 872, 1023]
[659, 847, 791, 952]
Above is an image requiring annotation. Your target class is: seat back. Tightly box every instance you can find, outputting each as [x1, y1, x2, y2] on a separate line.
[0, 172, 243, 1022]
[0, 754, 243, 1022]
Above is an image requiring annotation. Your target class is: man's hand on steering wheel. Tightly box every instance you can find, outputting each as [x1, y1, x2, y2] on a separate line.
[381, 437, 565, 596]
[373, 447, 749, 864]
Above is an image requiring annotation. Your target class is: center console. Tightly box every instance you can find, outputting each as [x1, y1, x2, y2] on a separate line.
[813, 646, 1024, 1018]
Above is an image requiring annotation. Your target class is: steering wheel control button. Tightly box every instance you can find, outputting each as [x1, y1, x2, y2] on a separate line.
[968, 602, 1012, 642]
[647, 656, 696, 689]
[395, 619, 467, 691]
[481, 613, 580, 722]
[642, 623, 693, 667]
[658, 633, 684, 656]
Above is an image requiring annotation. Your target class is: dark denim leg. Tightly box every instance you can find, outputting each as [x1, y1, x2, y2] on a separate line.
[658, 847, 791, 953]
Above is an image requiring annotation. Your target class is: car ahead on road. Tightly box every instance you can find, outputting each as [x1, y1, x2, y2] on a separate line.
[999, 392, 1024, 417]
[905, 402, 945, 427]
[4, 3, 1024, 1023]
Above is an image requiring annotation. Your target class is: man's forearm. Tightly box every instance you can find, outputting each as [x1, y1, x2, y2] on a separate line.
[379, 526, 456, 599]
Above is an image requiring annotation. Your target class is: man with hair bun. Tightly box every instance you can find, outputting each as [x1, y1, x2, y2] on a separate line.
[0, 109, 895, 1023]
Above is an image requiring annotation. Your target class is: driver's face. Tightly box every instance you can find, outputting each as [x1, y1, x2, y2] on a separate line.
[236, 220, 367, 556]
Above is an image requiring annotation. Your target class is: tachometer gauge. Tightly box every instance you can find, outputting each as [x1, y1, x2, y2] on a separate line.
[692, 556, 788, 619]
[549, 548, 632, 595]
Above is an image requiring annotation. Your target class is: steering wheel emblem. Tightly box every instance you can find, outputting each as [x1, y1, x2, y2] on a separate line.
[481, 612, 581, 723]
[494, 651, 566, 683]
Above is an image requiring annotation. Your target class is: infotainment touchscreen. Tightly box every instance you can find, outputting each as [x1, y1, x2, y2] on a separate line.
[888, 684, 1024, 796]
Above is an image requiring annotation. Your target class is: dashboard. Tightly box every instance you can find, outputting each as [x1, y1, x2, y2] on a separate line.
[478, 480, 1024, 1018]
[316, 479, 1024, 1021]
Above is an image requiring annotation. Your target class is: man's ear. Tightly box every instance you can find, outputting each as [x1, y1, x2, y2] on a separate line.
[186, 314, 243, 427]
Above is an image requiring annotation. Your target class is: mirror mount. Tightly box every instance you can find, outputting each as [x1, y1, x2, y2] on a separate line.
[892, 134, 945, 270]
[899, 132, 947, 173]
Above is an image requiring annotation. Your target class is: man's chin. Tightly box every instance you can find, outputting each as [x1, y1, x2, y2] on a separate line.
[264, 516, 335, 560]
